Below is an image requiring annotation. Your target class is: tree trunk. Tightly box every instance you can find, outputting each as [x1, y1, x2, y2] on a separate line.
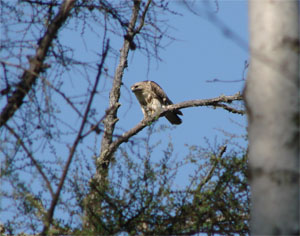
[245, 0, 299, 235]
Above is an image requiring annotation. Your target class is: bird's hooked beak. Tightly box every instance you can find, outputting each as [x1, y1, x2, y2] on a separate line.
[131, 84, 140, 92]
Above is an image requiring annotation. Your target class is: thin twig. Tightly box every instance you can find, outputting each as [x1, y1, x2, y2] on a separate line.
[135, 0, 152, 34]
[211, 103, 245, 115]
[4, 124, 54, 198]
[0, 0, 76, 128]
[197, 145, 227, 192]
[41, 39, 110, 235]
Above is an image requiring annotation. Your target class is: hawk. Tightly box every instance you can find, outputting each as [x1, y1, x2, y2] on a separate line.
[131, 81, 183, 125]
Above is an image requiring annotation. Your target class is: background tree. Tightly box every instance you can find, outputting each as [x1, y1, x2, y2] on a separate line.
[245, 0, 299, 234]
[0, 0, 248, 235]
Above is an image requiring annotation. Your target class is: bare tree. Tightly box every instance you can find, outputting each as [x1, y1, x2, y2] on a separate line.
[0, 0, 248, 234]
[245, 0, 299, 234]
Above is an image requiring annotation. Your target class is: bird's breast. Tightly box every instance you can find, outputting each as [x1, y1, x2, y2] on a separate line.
[134, 91, 147, 105]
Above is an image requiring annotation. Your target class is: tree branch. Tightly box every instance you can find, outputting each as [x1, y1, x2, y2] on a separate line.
[4, 124, 54, 198]
[0, 0, 76, 128]
[40, 39, 110, 235]
[135, 0, 152, 35]
[99, 93, 243, 170]
[165, 92, 243, 112]
[97, 0, 144, 176]
[195, 145, 227, 194]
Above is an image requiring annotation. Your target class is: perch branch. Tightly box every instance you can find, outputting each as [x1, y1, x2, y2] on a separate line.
[100, 93, 243, 169]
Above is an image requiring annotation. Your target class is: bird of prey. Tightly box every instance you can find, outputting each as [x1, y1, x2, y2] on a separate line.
[131, 81, 183, 125]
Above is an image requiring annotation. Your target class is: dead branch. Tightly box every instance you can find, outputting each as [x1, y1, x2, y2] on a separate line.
[40, 39, 110, 235]
[0, 0, 76, 128]
[97, 93, 243, 172]
[98, 0, 144, 176]
[166, 92, 244, 115]
[4, 124, 54, 198]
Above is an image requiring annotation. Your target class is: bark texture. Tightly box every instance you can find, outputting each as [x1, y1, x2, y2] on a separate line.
[96, 0, 151, 179]
[245, 0, 299, 234]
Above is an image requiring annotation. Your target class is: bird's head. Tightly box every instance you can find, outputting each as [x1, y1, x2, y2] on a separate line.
[131, 82, 144, 93]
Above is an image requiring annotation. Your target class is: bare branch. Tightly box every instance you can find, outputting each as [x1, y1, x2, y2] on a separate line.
[41, 40, 110, 235]
[166, 92, 243, 112]
[97, 93, 243, 171]
[135, 0, 152, 34]
[4, 124, 54, 198]
[196, 145, 227, 193]
[164, 92, 245, 115]
[0, 0, 76, 128]
[98, 0, 143, 175]
[212, 103, 245, 115]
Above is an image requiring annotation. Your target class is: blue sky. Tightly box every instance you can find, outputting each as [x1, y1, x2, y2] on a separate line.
[116, 0, 249, 189]
[119, 1, 248, 148]
[55, 0, 248, 158]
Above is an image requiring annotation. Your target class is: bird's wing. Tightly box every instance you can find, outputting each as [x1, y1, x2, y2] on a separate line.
[149, 81, 183, 116]
[149, 81, 173, 105]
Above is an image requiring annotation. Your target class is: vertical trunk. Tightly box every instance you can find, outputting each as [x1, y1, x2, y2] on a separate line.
[245, 0, 299, 235]
[96, 0, 141, 180]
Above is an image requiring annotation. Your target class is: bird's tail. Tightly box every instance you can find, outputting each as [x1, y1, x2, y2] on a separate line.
[165, 110, 182, 125]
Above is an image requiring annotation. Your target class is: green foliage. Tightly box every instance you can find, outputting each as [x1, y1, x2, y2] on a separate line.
[78, 125, 250, 235]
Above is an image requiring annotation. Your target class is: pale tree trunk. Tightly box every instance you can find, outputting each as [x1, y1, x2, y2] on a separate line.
[245, 0, 299, 235]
